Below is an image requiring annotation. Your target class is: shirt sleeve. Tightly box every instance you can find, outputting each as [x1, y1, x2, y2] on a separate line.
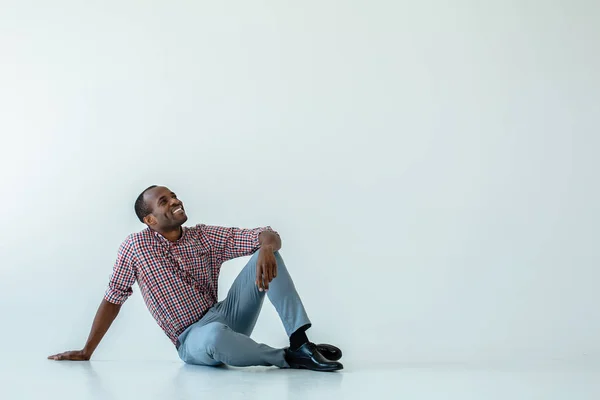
[104, 236, 137, 305]
[199, 224, 277, 263]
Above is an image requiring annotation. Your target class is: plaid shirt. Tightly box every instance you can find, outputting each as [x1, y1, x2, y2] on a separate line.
[104, 224, 274, 345]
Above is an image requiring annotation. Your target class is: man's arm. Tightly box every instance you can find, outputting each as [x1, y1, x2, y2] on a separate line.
[200, 225, 280, 261]
[48, 299, 121, 361]
[199, 224, 282, 290]
[48, 236, 136, 361]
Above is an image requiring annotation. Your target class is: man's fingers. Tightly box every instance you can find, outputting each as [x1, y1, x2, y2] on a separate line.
[256, 264, 263, 290]
[266, 264, 272, 284]
[256, 260, 278, 291]
[266, 262, 277, 290]
[269, 264, 276, 286]
[257, 264, 265, 291]
[48, 350, 87, 361]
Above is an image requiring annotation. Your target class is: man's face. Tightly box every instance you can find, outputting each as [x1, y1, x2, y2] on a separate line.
[143, 186, 188, 230]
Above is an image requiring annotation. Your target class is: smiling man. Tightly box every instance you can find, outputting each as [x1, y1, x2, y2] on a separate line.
[48, 185, 343, 371]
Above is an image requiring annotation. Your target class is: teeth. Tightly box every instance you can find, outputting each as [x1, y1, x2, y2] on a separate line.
[173, 208, 183, 213]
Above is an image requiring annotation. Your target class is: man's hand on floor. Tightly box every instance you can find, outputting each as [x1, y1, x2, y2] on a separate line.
[256, 246, 277, 291]
[48, 350, 90, 361]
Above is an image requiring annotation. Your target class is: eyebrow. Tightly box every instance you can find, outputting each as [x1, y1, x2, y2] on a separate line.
[157, 192, 176, 204]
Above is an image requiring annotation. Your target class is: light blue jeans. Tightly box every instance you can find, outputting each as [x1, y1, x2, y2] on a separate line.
[176, 251, 311, 368]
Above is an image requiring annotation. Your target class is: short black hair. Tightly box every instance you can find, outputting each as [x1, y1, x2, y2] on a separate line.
[135, 185, 158, 223]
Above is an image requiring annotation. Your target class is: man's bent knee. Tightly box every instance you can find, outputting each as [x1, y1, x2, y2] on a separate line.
[180, 322, 230, 366]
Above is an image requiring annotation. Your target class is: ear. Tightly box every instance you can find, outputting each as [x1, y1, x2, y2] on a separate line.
[143, 214, 157, 226]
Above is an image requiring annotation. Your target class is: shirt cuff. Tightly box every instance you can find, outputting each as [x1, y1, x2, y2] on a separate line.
[104, 287, 132, 305]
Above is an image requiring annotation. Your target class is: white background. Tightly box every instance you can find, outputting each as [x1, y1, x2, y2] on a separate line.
[1, 0, 598, 368]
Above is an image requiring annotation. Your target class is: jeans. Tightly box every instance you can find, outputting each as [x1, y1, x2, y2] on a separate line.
[176, 251, 311, 367]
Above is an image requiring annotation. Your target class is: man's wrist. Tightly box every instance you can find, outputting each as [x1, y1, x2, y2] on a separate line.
[82, 346, 93, 358]
[260, 244, 275, 253]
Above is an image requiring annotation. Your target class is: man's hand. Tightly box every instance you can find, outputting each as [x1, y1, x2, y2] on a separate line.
[48, 350, 90, 361]
[256, 245, 277, 291]
[46, 299, 121, 362]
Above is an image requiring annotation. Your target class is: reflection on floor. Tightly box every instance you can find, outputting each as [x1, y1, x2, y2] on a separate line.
[2, 359, 600, 399]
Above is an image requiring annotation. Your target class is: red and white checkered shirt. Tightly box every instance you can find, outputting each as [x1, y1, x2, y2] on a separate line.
[104, 224, 273, 345]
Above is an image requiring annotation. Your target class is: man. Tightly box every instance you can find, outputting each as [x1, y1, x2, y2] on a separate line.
[48, 185, 343, 372]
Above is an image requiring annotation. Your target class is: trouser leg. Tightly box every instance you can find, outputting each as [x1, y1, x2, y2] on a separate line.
[214, 250, 311, 336]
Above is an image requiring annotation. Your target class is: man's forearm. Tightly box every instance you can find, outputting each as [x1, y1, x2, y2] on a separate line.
[82, 299, 121, 357]
[259, 230, 282, 252]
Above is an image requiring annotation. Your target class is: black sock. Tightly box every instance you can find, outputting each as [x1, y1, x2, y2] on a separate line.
[290, 324, 310, 350]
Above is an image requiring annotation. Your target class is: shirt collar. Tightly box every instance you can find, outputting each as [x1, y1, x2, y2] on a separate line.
[151, 226, 188, 245]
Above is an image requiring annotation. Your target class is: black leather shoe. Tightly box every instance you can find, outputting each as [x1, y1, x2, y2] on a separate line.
[284, 343, 342, 361]
[315, 343, 342, 361]
[285, 342, 343, 372]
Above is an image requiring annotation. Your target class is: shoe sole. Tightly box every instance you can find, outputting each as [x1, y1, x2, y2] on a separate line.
[288, 362, 343, 372]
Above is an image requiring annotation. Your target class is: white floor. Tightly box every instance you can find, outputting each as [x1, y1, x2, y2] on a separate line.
[2, 358, 600, 400]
